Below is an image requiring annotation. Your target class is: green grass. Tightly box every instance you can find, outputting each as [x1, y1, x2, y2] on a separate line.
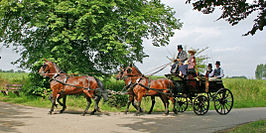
[223, 78, 266, 108]
[219, 119, 266, 133]
[0, 72, 266, 112]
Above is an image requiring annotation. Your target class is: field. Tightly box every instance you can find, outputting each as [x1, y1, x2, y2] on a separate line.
[0, 72, 266, 112]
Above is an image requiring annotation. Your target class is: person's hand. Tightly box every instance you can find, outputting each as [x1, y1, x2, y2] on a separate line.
[174, 59, 177, 62]
[177, 59, 181, 62]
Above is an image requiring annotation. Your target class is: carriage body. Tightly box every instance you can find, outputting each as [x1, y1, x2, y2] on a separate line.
[166, 74, 234, 115]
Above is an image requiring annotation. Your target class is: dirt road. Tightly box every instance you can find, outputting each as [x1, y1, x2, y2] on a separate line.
[0, 102, 266, 133]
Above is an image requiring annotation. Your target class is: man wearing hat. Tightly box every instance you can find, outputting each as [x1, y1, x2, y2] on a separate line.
[171, 45, 188, 74]
[213, 61, 224, 79]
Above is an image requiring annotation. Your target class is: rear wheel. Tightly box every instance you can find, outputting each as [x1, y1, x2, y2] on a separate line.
[192, 95, 209, 115]
[175, 95, 188, 112]
[214, 88, 234, 115]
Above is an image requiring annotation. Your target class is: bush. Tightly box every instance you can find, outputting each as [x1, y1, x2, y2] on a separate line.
[107, 94, 128, 108]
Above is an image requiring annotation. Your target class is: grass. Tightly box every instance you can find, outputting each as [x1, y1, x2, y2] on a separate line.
[219, 119, 266, 133]
[0, 72, 266, 112]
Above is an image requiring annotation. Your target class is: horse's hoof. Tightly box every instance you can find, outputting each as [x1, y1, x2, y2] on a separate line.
[124, 111, 128, 114]
[135, 112, 140, 116]
[90, 112, 95, 115]
[59, 110, 64, 113]
[49, 111, 53, 115]
[82, 113, 86, 116]
[147, 112, 152, 114]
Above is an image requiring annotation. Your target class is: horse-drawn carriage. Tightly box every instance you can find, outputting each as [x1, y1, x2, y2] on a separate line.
[165, 74, 234, 115]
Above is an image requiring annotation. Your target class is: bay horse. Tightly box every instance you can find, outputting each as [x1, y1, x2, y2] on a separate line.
[121, 64, 177, 115]
[39, 60, 108, 115]
[115, 66, 143, 114]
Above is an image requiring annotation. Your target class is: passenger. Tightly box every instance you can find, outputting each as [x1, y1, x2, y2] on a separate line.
[210, 61, 224, 80]
[205, 63, 214, 78]
[185, 49, 198, 78]
[170, 45, 188, 74]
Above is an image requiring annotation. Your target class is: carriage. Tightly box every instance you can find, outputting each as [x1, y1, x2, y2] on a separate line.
[165, 74, 234, 115]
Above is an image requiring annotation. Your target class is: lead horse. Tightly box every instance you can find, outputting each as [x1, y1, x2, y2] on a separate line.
[39, 60, 108, 115]
[115, 66, 143, 114]
[121, 64, 177, 115]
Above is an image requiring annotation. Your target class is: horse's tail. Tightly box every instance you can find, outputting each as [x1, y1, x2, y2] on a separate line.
[94, 77, 104, 90]
[94, 77, 108, 101]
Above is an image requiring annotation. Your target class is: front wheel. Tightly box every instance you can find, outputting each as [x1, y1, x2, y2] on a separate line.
[175, 95, 188, 112]
[214, 88, 234, 115]
[192, 95, 209, 115]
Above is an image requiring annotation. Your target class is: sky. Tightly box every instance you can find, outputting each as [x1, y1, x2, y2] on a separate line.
[0, 1, 265, 78]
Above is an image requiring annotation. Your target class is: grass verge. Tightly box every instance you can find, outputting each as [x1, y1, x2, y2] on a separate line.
[218, 119, 266, 133]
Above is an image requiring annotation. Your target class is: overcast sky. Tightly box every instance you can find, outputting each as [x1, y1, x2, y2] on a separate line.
[0, 1, 265, 78]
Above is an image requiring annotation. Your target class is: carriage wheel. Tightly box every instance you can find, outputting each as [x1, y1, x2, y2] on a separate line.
[192, 95, 209, 115]
[175, 95, 188, 112]
[214, 88, 234, 115]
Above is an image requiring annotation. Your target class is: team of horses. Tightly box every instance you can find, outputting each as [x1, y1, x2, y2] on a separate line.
[39, 60, 177, 115]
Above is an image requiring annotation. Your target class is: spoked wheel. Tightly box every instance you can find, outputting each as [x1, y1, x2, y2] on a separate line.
[214, 88, 234, 115]
[192, 95, 209, 115]
[175, 95, 188, 112]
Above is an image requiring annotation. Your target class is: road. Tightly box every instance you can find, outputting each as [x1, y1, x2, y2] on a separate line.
[0, 101, 266, 133]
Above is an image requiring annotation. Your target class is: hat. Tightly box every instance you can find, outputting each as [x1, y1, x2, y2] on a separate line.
[188, 49, 196, 53]
[177, 45, 183, 49]
[215, 61, 221, 65]
[208, 63, 212, 68]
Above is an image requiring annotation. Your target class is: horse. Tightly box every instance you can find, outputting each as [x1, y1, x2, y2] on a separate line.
[121, 64, 177, 115]
[115, 66, 143, 114]
[39, 60, 108, 115]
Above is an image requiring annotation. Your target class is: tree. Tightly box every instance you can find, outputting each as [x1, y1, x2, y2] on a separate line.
[0, 0, 182, 74]
[255, 64, 266, 79]
[185, 0, 265, 36]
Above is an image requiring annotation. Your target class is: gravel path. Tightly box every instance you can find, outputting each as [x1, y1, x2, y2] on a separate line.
[0, 101, 266, 133]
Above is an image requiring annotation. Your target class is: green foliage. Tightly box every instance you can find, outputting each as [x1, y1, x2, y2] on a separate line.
[185, 0, 265, 36]
[107, 94, 128, 108]
[223, 119, 266, 133]
[194, 47, 209, 73]
[0, 0, 182, 74]
[255, 64, 266, 80]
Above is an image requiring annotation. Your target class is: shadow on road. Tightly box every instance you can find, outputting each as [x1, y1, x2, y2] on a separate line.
[118, 111, 221, 133]
[0, 102, 33, 133]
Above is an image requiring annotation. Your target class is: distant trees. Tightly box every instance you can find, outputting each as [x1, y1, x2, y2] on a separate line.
[255, 64, 266, 79]
[0, 69, 26, 73]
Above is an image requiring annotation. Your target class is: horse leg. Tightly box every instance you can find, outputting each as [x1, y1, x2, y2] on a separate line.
[49, 91, 57, 115]
[49, 93, 58, 108]
[159, 95, 169, 115]
[91, 96, 101, 115]
[169, 97, 178, 114]
[125, 94, 133, 114]
[148, 96, 156, 114]
[59, 95, 67, 113]
[83, 96, 92, 116]
[136, 93, 143, 115]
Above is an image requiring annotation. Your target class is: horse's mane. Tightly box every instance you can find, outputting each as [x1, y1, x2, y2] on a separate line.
[51, 62, 65, 73]
[132, 64, 142, 75]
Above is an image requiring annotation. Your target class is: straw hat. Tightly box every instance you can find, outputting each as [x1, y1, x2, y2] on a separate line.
[188, 49, 196, 54]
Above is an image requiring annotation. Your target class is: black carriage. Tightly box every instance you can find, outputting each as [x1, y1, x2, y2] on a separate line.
[166, 74, 234, 115]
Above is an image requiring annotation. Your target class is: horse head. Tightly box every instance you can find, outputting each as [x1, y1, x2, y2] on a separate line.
[39, 60, 59, 78]
[120, 63, 143, 79]
[115, 66, 125, 80]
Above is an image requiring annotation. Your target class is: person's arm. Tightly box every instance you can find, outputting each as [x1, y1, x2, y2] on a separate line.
[209, 70, 214, 77]
[216, 68, 224, 78]
[179, 51, 188, 62]
[194, 57, 199, 76]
